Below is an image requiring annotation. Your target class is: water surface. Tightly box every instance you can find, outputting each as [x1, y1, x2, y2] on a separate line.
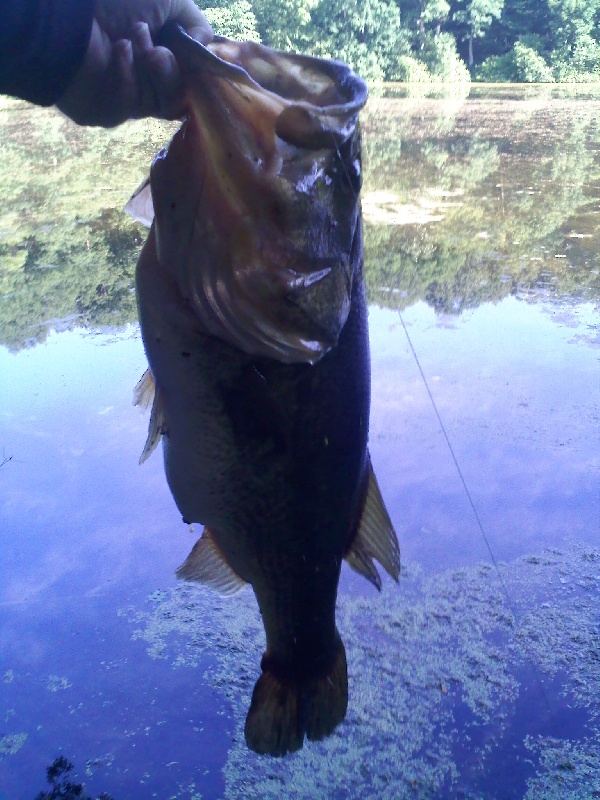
[0, 85, 598, 799]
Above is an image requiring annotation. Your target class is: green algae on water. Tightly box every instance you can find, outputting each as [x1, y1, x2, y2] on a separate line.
[0, 732, 27, 757]
[128, 543, 600, 798]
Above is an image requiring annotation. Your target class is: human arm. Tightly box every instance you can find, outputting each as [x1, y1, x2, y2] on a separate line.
[0, 0, 94, 107]
[57, 0, 213, 126]
[0, 0, 213, 126]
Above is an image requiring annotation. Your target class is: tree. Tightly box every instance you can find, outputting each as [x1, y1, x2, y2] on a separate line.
[453, 0, 505, 66]
[203, 0, 261, 40]
[251, 0, 314, 51]
[483, 0, 552, 59]
[307, 0, 410, 81]
[422, 0, 451, 36]
[547, 0, 600, 79]
[548, 0, 600, 50]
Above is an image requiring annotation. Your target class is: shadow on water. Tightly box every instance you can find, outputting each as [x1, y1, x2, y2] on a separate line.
[0, 85, 599, 798]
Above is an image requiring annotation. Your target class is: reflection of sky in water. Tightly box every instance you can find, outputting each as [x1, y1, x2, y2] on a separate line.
[369, 299, 599, 568]
[1, 291, 598, 798]
[1, 85, 599, 799]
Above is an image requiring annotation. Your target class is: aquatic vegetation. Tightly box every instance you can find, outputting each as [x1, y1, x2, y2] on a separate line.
[47, 675, 72, 693]
[524, 734, 600, 799]
[128, 543, 600, 797]
[0, 732, 27, 757]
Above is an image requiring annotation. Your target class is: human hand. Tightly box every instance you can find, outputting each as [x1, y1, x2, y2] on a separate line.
[56, 0, 213, 127]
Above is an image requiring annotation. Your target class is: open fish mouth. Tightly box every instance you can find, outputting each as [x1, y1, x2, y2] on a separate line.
[127, 24, 368, 363]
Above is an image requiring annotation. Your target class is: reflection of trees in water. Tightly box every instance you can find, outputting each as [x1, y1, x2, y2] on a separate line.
[0, 100, 168, 351]
[362, 100, 600, 313]
[0, 211, 141, 351]
[35, 756, 113, 800]
[0, 96, 598, 350]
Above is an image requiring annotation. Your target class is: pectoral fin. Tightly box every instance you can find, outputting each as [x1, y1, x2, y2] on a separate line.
[176, 528, 247, 596]
[345, 459, 400, 590]
[125, 176, 155, 228]
[133, 369, 166, 465]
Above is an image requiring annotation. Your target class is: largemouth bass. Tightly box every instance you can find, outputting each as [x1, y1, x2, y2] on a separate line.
[128, 24, 400, 757]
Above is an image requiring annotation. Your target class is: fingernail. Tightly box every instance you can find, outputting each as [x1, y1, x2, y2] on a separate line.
[132, 21, 152, 54]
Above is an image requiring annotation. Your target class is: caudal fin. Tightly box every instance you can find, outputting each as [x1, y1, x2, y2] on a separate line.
[244, 639, 348, 757]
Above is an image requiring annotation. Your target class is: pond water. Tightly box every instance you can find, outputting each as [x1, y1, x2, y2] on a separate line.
[0, 85, 599, 799]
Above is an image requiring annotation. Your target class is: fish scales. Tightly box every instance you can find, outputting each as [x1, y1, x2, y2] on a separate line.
[129, 23, 400, 756]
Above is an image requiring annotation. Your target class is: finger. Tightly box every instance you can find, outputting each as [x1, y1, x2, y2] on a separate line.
[131, 23, 163, 119]
[111, 38, 141, 123]
[187, 23, 214, 45]
[133, 23, 186, 120]
[131, 20, 154, 55]
[168, 0, 213, 43]
[141, 47, 187, 119]
[57, 28, 137, 126]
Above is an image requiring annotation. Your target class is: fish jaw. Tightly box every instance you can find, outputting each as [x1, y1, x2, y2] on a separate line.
[148, 26, 367, 364]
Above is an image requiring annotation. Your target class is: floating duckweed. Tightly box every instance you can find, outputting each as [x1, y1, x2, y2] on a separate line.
[0, 732, 27, 757]
[130, 543, 600, 797]
[85, 753, 115, 777]
[524, 732, 600, 798]
[47, 675, 72, 692]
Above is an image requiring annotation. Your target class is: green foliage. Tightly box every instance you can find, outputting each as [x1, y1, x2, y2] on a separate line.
[454, 0, 505, 66]
[359, 94, 600, 313]
[513, 40, 555, 82]
[475, 51, 517, 80]
[203, 0, 261, 40]
[422, 0, 452, 28]
[192, 0, 600, 83]
[2, 83, 600, 352]
[548, 0, 600, 49]
[477, 35, 555, 82]
[0, 101, 169, 351]
[421, 31, 472, 81]
[393, 55, 435, 82]
[453, 0, 506, 41]
[551, 32, 600, 80]
[304, 0, 411, 81]
[250, 0, 314, 50]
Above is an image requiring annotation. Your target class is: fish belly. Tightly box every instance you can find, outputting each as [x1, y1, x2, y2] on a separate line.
[136, 222, 370, 754]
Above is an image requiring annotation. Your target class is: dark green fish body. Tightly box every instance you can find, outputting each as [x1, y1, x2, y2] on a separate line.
[129, 26, 399, 756]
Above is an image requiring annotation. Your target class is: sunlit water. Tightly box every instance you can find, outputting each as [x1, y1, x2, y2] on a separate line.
[0, 86, 599, 799]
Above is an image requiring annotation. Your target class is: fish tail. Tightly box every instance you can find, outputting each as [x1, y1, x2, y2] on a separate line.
[244, 638, 348, 757]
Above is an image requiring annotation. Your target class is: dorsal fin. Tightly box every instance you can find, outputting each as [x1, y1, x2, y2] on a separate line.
[176, 528, 247, 596]
[133, 369, 165, 465]
[344, 458, 400, 590]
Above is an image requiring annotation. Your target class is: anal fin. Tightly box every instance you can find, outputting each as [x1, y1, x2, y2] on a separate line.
[133, 368, 166, 465]
[176, 528, 247, 596]
[345, 457, 400, 590]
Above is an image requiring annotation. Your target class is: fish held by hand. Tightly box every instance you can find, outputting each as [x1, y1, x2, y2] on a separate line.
[128, 25, 399, 757]
[127, 24, 367, 365]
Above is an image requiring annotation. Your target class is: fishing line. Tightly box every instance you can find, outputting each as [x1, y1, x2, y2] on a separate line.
[397, 313, 505, 578]
[397, 309, 552, 715]
[331, 116, 552, 714]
